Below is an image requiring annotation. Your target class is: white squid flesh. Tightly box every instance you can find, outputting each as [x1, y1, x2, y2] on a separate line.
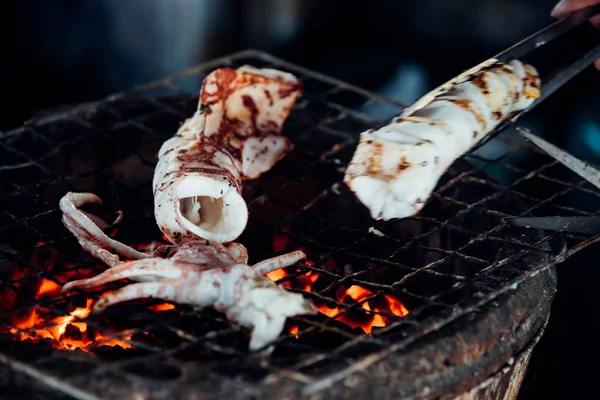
[344, 59, 541, 221]
[154, 65, 302, 244]
[59, 192, 313, 352]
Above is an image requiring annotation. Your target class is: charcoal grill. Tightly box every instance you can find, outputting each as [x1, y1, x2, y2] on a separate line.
[1, 50, 598, 400]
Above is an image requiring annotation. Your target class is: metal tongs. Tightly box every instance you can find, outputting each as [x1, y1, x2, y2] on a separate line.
[503, 128, 600, 235]
[405, 4, 600, 124]
[487, 4, 600, 235]
[494, 3, 600, 116]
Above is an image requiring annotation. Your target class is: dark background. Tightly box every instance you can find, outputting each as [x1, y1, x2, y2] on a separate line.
[1, 0, 600, 398]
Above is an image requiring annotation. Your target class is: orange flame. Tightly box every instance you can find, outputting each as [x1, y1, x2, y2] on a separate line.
[37, 279, 62, 297]
[149, 303, 176, 312]
[3, 232, 409, 352]
[9, 298, 133, 351]
[289, 325, 299, 339]
[269, 234, 410, 336]
[1, 245, 135, 352]
[310, 285, 409, 334]
[266, 269, 287, 282]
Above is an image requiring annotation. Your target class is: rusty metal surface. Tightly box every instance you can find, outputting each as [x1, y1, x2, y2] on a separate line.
[451, 315, 551, 400]
[0, 268, 555, 400]
[297, 254, 556, 400]
[0, 50, 592, 399]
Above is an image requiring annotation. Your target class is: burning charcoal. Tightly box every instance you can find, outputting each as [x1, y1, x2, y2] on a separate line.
[86, 325, 97, 342]
[0, 258, 13, 280]
[0, 286, 19, 313]
[147, 302, 177, 313]
[0, 48, 562, 399]
[63, 323, 84, 341]
[65, 294, 89, 311]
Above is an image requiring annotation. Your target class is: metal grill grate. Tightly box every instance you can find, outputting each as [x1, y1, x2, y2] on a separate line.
[0, 50, 596, 399]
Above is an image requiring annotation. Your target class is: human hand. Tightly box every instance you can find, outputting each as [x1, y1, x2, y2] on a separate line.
[551, 0, 600, 70]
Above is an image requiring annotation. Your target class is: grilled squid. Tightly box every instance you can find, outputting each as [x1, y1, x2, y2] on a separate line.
[60, 192, 313, 352]
[344, 59, 541, 221]
[154, 65, 302, 244]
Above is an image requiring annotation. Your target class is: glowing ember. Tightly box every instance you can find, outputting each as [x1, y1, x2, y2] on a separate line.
[289, 326, 299, 339]
[311, 285, 409, 334]
[1, 246, 135, 353]
[38, 279, 62, 297]
[2, 231, 409, 351]
[266, 268, 287, 282]
[267, 234, 410, 336]
[383, 294, 410, 317]
[149, 303, 176, 312]
[9, 298, 133, 351]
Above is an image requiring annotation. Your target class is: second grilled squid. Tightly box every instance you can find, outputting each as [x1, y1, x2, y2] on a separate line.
[154, 66, 302, 244]
[344, 59, 541, 221]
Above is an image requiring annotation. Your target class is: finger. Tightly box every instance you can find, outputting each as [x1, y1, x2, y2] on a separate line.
[551, 0, 600, 19]
[591, 14, 600, 71]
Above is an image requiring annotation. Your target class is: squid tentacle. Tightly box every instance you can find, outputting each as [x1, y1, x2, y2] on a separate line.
[60, 192, 150, 266]
[252, 250, 306, 275]
[61, 258, 193, 293]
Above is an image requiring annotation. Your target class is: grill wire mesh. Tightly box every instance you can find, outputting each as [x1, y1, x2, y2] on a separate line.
[0, 50, 596, 399]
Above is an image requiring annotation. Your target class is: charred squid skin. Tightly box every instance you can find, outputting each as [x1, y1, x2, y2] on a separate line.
[59, 192, 150, 267]
[60, 233, 314, 352]
[153, 65, 302, 245]
[86, 263, 311, 353]
[153, 112, 248, 245]
[344, 59, 541, 221]
[60, 258, 193, 293]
